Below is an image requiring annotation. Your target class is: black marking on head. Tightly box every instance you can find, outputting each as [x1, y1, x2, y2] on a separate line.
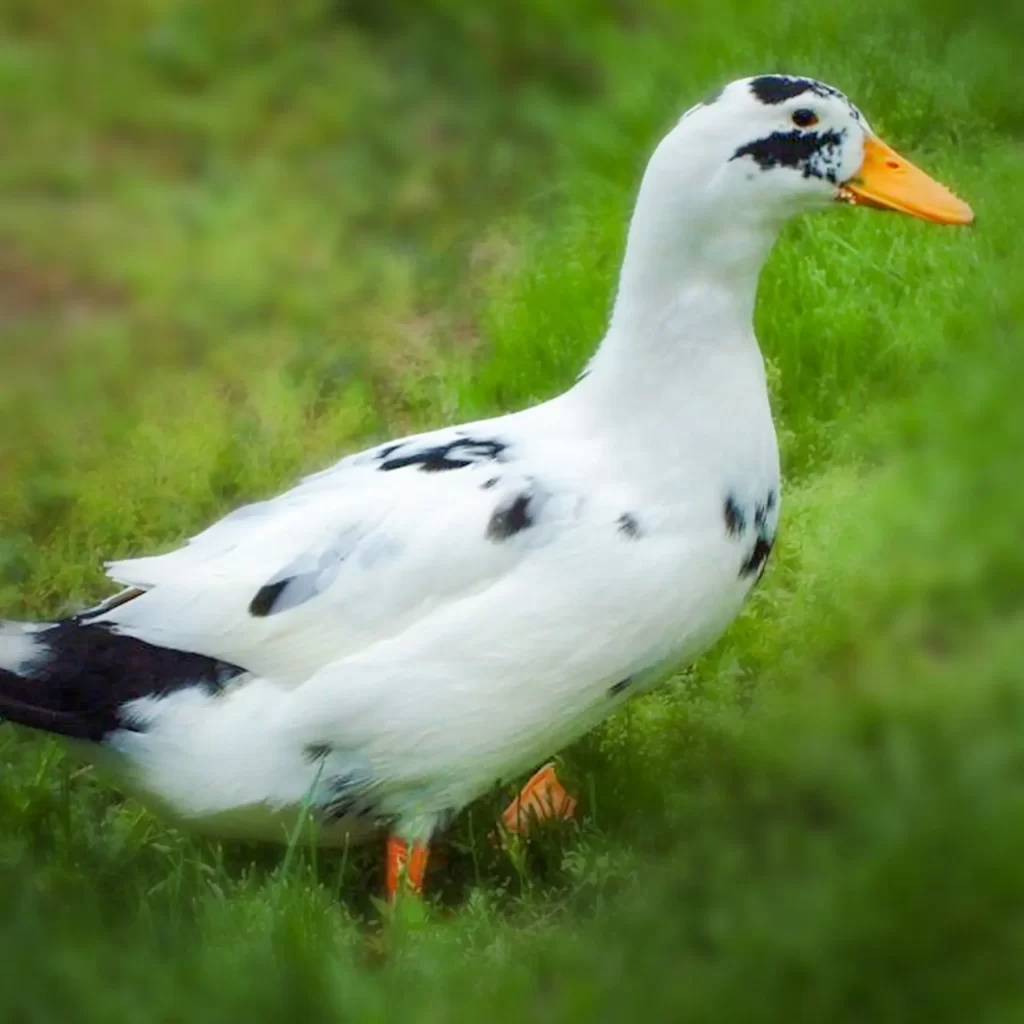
[618, 512, 641, 539]
[723, 496, 746, 537]
[749, 75, 841, 105]
[731, 129, 846, 183]
[379, 437, 507, 473]
[249, 579, 289, 617]
[740, 536, 774, 579]
[0, 621, 243, 742]
[608, 676, 633, 697]
[304, 743, 332, 763]
[487, 492, 533, 541]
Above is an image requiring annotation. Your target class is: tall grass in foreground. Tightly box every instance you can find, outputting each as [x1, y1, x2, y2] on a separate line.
[0, 0, 1022, 1019]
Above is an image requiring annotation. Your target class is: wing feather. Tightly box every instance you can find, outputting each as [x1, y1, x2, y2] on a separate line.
[98, 425, 559, 684]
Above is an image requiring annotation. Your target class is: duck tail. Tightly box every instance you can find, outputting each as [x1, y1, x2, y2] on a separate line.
[0, 620, 81, 737]
[0, 620, 48, 674]
[0, 618, 244, 743]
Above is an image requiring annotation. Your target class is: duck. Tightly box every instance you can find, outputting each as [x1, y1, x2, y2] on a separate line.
[0, 75, 972, 899]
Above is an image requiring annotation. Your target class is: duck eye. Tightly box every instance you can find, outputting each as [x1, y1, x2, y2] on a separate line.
[792, 109, 818, 128]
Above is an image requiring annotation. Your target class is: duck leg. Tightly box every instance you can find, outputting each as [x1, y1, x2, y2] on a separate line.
[385, 764, 574, 898]
[499, 762, 577, 837]
[385, 834, 429, 900]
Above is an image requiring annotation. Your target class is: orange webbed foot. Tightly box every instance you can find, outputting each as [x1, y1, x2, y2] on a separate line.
[498, 761, 577, 838]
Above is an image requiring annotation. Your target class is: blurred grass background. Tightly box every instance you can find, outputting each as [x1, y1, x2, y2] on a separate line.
[0, 0, 1022, 1019]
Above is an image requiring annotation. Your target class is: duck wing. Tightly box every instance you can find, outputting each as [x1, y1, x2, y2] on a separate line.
[96, 423, 569, 684]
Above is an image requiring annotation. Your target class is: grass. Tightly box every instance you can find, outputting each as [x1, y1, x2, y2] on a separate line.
[1, 0, 1023, 1019]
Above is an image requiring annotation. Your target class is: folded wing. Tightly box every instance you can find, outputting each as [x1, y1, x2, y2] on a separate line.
[97, 426, 563, 684]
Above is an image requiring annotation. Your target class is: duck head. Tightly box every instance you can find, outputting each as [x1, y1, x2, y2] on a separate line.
[606, 74, 973, 336]
[663, 74, 974, 227]
[589, 73, 977, 396]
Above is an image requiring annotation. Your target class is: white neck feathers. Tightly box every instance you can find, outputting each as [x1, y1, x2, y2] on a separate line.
[581, 125, 783, 412]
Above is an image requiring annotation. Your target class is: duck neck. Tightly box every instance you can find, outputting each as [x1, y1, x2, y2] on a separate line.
[578, 137, 785, 422]
[585, 210, 779, 402]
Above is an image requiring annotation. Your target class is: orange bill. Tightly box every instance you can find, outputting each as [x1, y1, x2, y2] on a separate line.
[840, 135, 973, 225]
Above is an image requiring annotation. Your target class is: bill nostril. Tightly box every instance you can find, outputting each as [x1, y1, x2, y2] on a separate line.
[886, 160, 900, 169]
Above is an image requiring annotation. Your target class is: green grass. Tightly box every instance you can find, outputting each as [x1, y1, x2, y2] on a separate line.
[1, 0, 1023, 1019]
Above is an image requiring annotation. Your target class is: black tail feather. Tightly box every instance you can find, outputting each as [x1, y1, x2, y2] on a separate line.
[0, 620, 244, 743]
[0, 668, 106, 740]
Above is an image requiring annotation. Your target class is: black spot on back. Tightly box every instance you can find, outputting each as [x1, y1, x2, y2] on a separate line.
[380, 438, 507, 473]
[723, 496, 746, 537]
[487, 493, 533, 541]
[482, 476, 500, 490]
[249, 579, 289, 617]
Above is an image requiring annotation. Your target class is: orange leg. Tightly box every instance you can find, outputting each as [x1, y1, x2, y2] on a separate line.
[499, 762, 577, 837]
[386, 835, 430, 900]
